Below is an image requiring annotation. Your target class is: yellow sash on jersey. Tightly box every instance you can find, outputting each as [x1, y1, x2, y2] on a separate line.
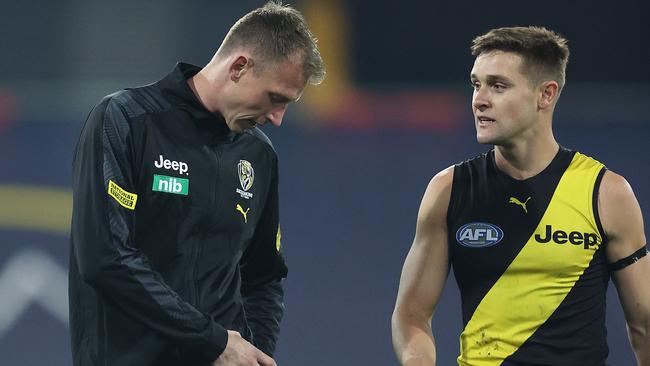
[457, 153, 605, 366]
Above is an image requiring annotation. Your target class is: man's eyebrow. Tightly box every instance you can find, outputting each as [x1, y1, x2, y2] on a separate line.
[470, 74, 513, 84]
[269, 92, 295, 103]
[485, 74, 513, 84]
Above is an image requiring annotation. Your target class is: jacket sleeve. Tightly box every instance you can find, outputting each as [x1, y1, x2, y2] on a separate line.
[70, 95, 228, 361]
[239, 155, 288, 356]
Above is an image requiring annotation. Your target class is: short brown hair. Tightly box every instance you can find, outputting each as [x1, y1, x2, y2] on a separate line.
[471, 26, 569, 90]
[221, 1, 325, 85]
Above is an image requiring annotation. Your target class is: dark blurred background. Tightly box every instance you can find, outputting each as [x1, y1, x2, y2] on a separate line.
[0, 1, 648, 365]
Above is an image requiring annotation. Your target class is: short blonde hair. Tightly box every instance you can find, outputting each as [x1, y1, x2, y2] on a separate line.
[221, 1, 325, 85]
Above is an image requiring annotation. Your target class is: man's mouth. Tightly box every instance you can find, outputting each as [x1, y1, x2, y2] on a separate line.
[477, 116, 495, 126]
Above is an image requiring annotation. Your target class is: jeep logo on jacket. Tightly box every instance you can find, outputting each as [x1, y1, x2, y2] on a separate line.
[154, 154, 189, 175]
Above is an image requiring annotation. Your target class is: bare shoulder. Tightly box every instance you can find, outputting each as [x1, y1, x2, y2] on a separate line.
[425, 165, 454, 197]
[418, 166, 455, 224]
[430, 165, 454, 185]
[599, 170, 635, 202]
[598, 170, 640, 229]
[598, 170, 646, 260]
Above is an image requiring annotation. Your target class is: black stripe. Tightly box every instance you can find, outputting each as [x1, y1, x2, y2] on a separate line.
[502, 246, 609, 365]
[593, 167, 608, 242]
[610, 246, 649, 271]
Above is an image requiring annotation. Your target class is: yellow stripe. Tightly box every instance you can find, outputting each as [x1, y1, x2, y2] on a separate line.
[0, 184, 72, 236]
[458, 153, 604, 365]
[276, 224, 282, 252]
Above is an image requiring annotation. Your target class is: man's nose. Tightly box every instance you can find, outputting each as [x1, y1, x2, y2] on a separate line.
[266, 105, 288, 127]
[472, 88, 490, 111]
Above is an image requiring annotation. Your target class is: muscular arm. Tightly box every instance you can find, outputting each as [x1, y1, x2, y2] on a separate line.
[600, 171, 650, 365]
[392, 167, 453, 366]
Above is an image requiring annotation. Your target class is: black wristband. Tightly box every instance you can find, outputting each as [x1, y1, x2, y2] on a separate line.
[610, 246, 648, 271]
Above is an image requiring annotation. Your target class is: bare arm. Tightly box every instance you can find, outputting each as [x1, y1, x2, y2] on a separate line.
[600, 171, 650, 365]
[392, 167, 454, 366]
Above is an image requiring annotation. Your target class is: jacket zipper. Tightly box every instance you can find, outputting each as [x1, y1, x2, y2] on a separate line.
[190, 232, 203, 305]
[191, 143, 222, 305]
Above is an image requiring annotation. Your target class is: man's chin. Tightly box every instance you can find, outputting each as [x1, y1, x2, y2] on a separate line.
[476, 134, 494, 145]
[241, 120, 258, 131]
[229, 120, 256, 133]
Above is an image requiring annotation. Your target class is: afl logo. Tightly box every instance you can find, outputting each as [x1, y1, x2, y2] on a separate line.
[456, 222, 504, 248]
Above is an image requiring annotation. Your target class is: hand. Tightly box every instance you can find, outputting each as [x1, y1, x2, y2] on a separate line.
[212, 330, 277, 366]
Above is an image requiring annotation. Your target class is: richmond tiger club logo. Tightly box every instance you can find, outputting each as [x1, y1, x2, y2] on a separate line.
[236, 160, 254, 199]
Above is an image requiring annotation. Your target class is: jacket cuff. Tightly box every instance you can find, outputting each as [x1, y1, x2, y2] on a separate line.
[198, 323, 228, 362]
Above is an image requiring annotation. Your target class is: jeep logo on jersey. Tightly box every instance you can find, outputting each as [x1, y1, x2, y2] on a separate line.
[152, 174, 189, 195]
[456, 222, 504, 248]
[534, 225, 599, 249]
[238, 160, 254, 191]
[154, 155, 189, 175]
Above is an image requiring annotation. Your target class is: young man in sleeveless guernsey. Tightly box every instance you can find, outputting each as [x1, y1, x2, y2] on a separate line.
[392, 27, 650, 366]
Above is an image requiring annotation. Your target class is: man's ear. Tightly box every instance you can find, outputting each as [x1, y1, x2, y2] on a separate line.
[229, 56, 254, 82]
[538, 80, 559, 110]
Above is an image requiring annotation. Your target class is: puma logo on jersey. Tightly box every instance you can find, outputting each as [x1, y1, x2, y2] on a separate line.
[154, 155, 189, 175]
[509, 196, 531, 213]
[236, 204, 250, 223]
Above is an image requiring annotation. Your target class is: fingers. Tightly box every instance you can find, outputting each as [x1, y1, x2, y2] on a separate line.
[215, 330, 276, 366]
[257, 351, 277, 366]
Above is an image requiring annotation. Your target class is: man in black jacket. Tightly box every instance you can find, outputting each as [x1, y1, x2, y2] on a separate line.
[69, 2, 325, 366]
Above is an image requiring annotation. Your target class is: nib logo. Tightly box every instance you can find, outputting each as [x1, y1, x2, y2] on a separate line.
[152, 174, 189, 195]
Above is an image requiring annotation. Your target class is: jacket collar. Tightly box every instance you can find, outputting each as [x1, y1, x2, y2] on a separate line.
[157, 62, 232, 138]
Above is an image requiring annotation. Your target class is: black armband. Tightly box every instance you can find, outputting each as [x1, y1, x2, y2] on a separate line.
[610, 246, 648, 271]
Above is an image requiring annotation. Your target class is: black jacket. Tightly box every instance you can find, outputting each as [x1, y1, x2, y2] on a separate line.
[69, 63, 288, 366]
